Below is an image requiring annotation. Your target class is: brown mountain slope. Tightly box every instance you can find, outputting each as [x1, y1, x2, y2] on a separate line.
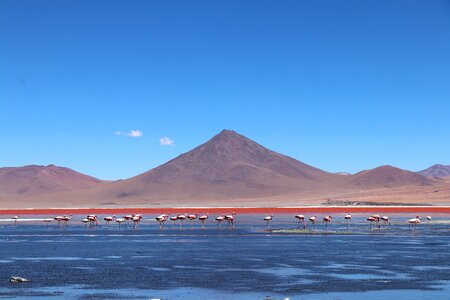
[418, 164, 450, 178]
[348, 165, 434, 188]
[96, 130, 349, 201]
[0, 164, 103, 197]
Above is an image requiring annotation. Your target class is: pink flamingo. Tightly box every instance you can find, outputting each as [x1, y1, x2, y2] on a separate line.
[381, 216, 390, 226]
[61, 215, 72, 227]
[344, 214, 352, 229]
[309, 216, 317, 229]
[371, 215, 381, 228]
[224, 212, 236, 227]
[215, 215, 225, 228]
[155, 214, 168, 227]
[367, 216, 376, 229]
[87, 214, 98, 227]
[198, 213, 209, 228]
[295, 214, 305, 228]
[123, 214, 133, 224]
[323, 216, 332, 229]
[54, 216, 64, 226]
[12, 216, 19, 224]
[177, 214, 187, 227]
[170, 215, 178, 226]
[408, 216, 421, 230]
[115, 217, 125, 227]
[81, 218, 89, 228]
[187, 214, 198, 226]
[263, 215, 273, 228]
[104, 216, 115, 225]
[132, 215, 142, 228]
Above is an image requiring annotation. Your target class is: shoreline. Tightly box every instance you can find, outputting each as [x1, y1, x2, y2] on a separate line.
[1, 206, 450, 215]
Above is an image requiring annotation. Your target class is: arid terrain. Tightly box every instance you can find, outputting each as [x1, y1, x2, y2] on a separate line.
[1, 130, 449, 208]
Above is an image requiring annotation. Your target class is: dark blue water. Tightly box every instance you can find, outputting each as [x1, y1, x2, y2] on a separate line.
[1, 214, 450, 299]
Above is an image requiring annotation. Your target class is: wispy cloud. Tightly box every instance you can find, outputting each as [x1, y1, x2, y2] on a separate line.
[115, 130, 143, 138]
[160, 136, 175, 146]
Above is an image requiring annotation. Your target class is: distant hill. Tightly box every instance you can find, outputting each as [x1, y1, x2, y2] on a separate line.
[348, 165, 434, 188]
[0, 164, 103, 197]
[418, 164, 450, 178]
[335, 172, 351, 176]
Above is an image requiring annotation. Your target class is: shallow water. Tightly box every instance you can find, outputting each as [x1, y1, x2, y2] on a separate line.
[1, 213, 450, 299]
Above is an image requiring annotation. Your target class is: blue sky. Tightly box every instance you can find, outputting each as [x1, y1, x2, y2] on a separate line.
[1, 0, 450, 180]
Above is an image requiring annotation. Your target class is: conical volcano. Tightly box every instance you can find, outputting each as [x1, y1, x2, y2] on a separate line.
[102, 130, 345, 201]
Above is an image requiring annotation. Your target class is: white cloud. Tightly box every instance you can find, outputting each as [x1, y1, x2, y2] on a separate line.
[160, 136, 175, 146]
[115, 130, 143, 137]
[127, 130, 143, 137]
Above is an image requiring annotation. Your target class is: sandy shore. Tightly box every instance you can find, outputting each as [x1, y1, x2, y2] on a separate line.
[1, 206, 450, 215]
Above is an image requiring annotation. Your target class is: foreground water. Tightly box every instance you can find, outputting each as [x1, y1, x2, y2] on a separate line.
[1, 214, 450, 299]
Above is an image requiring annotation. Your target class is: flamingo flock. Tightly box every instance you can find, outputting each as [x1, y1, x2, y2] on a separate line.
[9, 213, 143, 228]
[262, 213, 433, 231]
[7, 213, 436, 231]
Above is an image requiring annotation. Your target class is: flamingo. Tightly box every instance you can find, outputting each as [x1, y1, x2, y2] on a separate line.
[426, 216, 432, 221]
[263, 215, 273, 228]
[123, 214, 133, 224]
[344, 214, 352, 229]
[367, 216, 377, 229]
[54, 216, 64, 226]
[104, 216, 115, 225]
[87, 214, 98, 227]
[170, 215, 178, 226]
[43, 218, 52, 226]
[309, 216, 317, 229]
[215, 215, 225, 228]
[81, 218, 89, 228]
[187, 214, 198, 226]
[132, 215, 142, 228]
[115, 217, 125, 227]
[156, 213, 170, 220]
[177, 214, 187, 227]
[371, 215, 381, 228]
[323, 216, 332, 229]
[12, 216, 19, 224]
[61, 215, 72, 227]
[198, 213, 209, 228]
[155, 214, 168, 227]
[381, 216, 390, 226]
[224, 212, 236, 228]
[295, 215, 306, 229]
[408, 216, 421, 230]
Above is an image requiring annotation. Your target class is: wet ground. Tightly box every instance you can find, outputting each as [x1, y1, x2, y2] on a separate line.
[1, 213, 450, 299]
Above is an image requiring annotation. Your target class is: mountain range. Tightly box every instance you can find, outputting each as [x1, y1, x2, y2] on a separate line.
[1, 130, 449, 208]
